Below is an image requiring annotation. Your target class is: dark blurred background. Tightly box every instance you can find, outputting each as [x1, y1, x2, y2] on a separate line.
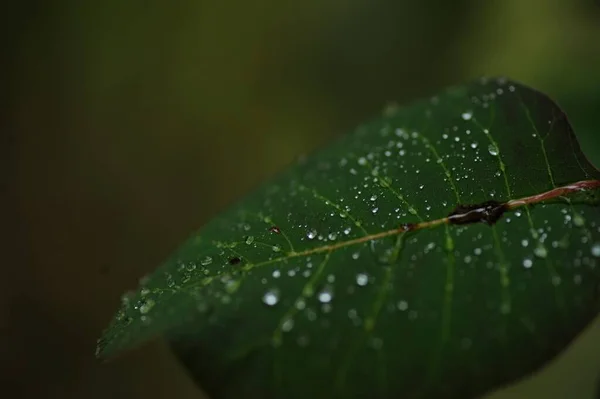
[3, 1, 600, 398]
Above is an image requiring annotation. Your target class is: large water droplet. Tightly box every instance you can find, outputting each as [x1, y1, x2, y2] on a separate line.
[307, 229, 317, 240]
[592, 243, 600, 257]
[356, 273, 369, 286]
[139, 298, 155, 314]
[488, 144, 499, 156]
[245, 236, 255, 245]
[318, 287, 333, 303]
[523, 258, 533, 268]
[573, 214, 585, 227]
[534, 244, 548, 259]
[262, 289, 280, 306]
[461, 111, 473, 121]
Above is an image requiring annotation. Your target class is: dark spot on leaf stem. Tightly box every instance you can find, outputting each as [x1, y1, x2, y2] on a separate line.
[401, 223, 416, 232]
[229, 257, 241, 265]
[269, 226, 281, 234]
[448, 200, 508, 226]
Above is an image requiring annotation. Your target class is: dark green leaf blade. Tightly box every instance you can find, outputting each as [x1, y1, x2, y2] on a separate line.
[97, 78, 600, 399]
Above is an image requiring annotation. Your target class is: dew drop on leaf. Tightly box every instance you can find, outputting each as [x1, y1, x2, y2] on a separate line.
[533, 244, 548, 259]
[573, 214, 585, 227]
[245, 236, 254, 245]
[200, 256, 213, 266]
[355, 273, 369, 286]
[307, 229, 317, 240]
[317, 287, 333, 303]
[281, 317, 294, 332]
[488, 144, 499, 156]
[139, 299, 155, 314]
[225, 280, 241, 294]
[461, 111, 473, 121]
[262, 289, 280, 306]
[592, 243, 600, 257]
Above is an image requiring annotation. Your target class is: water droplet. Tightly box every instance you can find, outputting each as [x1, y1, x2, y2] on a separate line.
[295, 298, 306, 310]
[307, 229, 317, 240]
[272, 269, 281, 278]
[461, 111, 473, 121]
[225, 279, 241, 294]
[272, 244, 282, 252]
[201, 256, 213, 266]
[262, 289, 280, 306]
[592, 243, 600, 257]
[317, 287, 333, 303]
[281, 317, 294, 332]
[397, 300, 408, 311]
[488, 144, 499, 156]
[471, 142, 478, 149]
[328, 232, 337, 241]
[534, 244, 548, 259]
[185, 262, 196, 271]
[166, 274, 175, 288]
[139, 299, 155, 314]
[573, 214, 585, 227]
[523, 258, 533, 268]
[356, 273, 369, 286]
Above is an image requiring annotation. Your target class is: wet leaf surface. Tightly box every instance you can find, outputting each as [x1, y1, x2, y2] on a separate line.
[98, 78, 600, 399]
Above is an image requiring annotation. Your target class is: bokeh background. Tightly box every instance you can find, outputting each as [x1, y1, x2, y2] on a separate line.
[4, 1, 600, 398]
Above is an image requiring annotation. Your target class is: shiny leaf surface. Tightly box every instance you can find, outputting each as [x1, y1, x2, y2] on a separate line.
[98, 78, 600, 399]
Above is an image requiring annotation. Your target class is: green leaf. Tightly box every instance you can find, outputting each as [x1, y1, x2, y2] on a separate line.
[97, 78, 600, 399]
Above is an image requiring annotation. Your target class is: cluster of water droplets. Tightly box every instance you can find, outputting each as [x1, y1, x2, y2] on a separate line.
[104, 77, 600, 365]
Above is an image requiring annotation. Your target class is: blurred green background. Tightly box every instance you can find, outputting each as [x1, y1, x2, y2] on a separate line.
[4, 1, 600, 398]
